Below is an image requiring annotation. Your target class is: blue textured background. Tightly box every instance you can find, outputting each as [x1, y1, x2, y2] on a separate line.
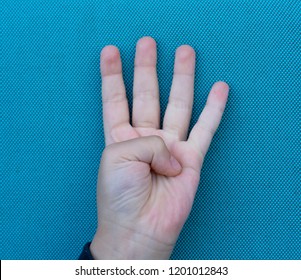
[1, 0, 300, 259]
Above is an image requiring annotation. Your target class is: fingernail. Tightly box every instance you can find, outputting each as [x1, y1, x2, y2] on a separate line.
[170, 156, 182, 170]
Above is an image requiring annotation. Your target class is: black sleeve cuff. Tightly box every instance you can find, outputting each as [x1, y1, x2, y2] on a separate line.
[78, 242, 94, 260]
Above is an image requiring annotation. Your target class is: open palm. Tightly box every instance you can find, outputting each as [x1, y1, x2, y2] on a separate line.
[92, 36, 229, 259]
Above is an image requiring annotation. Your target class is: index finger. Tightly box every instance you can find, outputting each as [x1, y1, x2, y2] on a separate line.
[188, 81, 229, 159]
[100, 46, 130, 146]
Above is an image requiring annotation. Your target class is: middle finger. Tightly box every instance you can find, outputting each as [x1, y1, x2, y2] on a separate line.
[132, 37, 160, 129]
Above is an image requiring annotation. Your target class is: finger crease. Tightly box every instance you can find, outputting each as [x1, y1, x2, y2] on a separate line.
[205, 102, 224, 114]
[133, 90, 159, 101]
[168, 96, 192, 110]
[198, 120, 216, 136]
[102, 93, 127, 104]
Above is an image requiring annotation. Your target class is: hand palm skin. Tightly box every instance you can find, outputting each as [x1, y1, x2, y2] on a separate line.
[91, 36, 229, 259]
[99, 125, 201, 247]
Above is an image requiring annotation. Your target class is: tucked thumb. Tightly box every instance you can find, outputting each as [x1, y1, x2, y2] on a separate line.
[105, 135, 182, 177]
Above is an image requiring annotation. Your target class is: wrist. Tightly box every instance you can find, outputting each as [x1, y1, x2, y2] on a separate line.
[90, 222, 175, 260]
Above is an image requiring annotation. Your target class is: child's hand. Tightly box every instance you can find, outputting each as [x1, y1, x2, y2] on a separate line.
[90, 36, 229, 259]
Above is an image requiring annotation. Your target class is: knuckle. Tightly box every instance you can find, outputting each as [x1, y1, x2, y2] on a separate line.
[146, 135, 164, 148]
[149, 135, 163, 143]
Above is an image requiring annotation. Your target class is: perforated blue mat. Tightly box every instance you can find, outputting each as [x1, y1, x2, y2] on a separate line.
[1, 0, 300, 259]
